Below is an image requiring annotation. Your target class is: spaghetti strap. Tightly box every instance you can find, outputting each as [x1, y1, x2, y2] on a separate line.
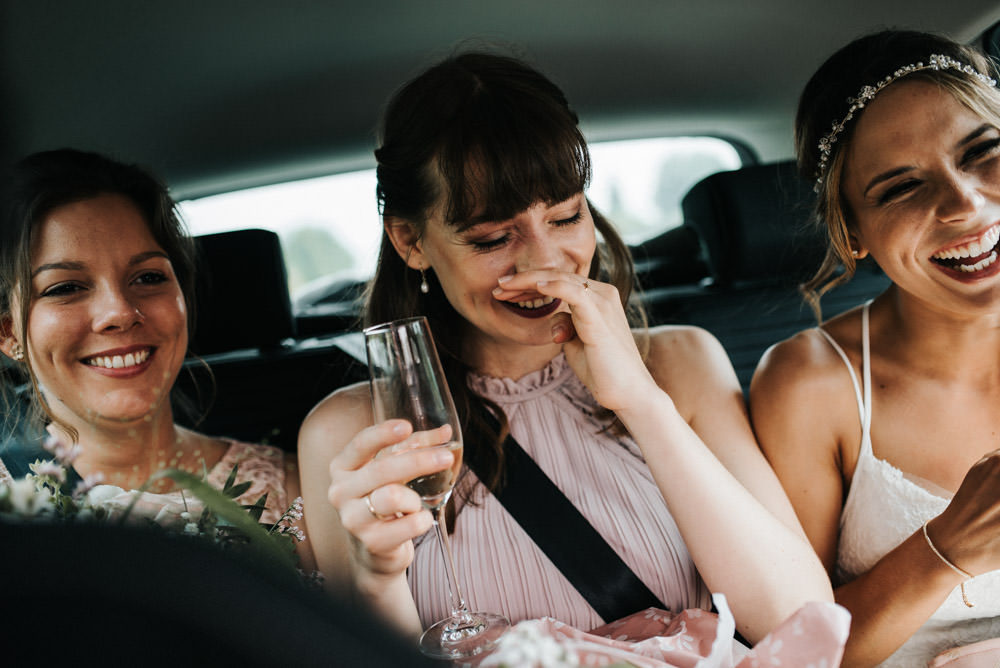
[816, 328, 865, 427]
[860, 302, 873, 441]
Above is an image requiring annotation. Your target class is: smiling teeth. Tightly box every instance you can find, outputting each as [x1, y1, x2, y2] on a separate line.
[957, 251, 999, 272]
[86, 349, 150, 369]
[933, 226, 1000, 260]
[516, 296, 556, 309]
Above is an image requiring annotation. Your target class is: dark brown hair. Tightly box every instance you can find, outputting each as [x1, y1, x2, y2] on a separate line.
[368, 51, 643, 506]
[0, 148, 197, 438]
[796, 30, 1000, 318]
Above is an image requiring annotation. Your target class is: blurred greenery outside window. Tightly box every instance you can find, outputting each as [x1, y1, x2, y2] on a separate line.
[178, 137, 741, 304]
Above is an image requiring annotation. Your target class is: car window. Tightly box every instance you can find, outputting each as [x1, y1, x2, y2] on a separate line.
[178, 136, 742, 303]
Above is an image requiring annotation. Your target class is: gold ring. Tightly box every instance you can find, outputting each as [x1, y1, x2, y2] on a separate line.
[364, 493, 390, 521]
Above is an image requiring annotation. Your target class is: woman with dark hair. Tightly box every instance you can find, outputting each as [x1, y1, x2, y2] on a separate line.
[752, 30, 1000, 667]
[299, 51, 833, 648]
[0, 149, 311, 559]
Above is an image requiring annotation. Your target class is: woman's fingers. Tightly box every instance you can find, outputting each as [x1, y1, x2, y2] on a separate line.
[329, 439, 454, 508]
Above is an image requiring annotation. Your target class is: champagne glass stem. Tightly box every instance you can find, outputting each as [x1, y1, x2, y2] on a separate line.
[432, 505, 474, 626]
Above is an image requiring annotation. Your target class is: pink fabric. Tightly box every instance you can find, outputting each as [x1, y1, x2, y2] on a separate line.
[930, 638, 1000, 668]
[480, 596, 850, 668]
[408, 354, 710, 631]
[206, 441, 289, 524]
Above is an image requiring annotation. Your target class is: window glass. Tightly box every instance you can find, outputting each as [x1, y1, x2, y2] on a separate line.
[178, 136, 742, 302]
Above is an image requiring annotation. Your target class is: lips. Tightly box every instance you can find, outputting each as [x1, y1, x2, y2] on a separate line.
[82, 347, 153, 370]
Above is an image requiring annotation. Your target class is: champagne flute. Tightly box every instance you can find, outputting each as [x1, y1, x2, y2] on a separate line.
[364, 316, 509, 660]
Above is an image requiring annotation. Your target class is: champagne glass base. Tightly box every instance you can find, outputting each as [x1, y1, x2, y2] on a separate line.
[419, 612, 510, 660]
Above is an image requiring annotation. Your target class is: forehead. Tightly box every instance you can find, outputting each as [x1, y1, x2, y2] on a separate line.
[845, 80, 986, 173]
[32, 193, 158, 261]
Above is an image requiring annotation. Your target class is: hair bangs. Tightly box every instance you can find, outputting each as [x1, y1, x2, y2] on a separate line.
[436, 88, 590, 228]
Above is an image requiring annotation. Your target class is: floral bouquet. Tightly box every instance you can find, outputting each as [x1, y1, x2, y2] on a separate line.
[0, 436, 314, 582]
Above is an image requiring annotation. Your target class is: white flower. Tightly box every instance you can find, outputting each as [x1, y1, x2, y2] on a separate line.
[481, 621, 579, 668]
[6, 478, 55, 515]
[84, 484, 128, 507]
[31, 460, 66, 483]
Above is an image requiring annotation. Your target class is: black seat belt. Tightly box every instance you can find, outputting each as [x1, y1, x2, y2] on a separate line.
[464, 411, 665, 623]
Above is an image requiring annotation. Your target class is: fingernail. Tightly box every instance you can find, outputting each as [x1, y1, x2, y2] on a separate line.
[434, 450, 454, 466]
[497, 275, 512, 284]
[552, 323, 569, 341]
[391, 422, 407, 435]
[492, 286, 503, 295]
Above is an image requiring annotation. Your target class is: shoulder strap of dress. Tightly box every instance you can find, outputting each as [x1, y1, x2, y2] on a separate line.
[815, 327, 865, 427]
[860, 301, 873, 440]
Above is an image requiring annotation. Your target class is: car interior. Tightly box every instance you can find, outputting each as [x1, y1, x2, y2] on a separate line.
[4, 2, 1000, 652]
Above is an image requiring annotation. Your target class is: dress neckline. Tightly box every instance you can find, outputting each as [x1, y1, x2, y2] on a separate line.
[467, 353, 573, 400]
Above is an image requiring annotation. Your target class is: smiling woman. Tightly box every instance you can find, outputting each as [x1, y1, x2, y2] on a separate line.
[751, 29, 1000, 668]
[298, 49, 838, 660]
[0, 149, 312, 568]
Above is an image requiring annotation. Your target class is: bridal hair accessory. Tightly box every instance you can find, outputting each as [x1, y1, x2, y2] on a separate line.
[923, 520, 975, 608]
[815, 54, 997, 190]
[10, 342, 24, 361]
[419, 267, 429, 294]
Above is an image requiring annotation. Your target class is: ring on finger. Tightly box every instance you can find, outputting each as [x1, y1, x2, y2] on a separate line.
[364, 492, 403, 521]
[582, 280, 591, 293]
[364, 492, 391, 521]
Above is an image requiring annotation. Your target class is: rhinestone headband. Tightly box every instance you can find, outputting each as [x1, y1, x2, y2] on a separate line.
[814, 53, 997, 191]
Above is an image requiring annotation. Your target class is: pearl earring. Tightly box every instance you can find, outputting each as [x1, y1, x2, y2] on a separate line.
[420, 267, 429, 294]
[10, 342, 24, 361]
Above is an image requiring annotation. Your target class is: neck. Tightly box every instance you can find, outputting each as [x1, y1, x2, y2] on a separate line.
[873, 288, 1000, 384]
[468, 339, 563, 380]
[51, 409, 210, 491]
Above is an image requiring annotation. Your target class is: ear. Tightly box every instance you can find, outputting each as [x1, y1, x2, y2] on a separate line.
[384, 216, 427, 270]
[848, 233, 869, 260]
[0, 316, 19, 359]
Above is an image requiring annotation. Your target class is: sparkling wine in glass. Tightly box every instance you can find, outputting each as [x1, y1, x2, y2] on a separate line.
[364, 316, 509, 660]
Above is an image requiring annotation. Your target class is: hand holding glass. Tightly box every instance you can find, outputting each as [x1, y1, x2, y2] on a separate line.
[364, 316, 509, 660]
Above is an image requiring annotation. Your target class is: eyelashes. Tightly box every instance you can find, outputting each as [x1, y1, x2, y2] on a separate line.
[875, 138, 1000, 206]
[38, 270, 171, 299]
[467, 212, 583, 252]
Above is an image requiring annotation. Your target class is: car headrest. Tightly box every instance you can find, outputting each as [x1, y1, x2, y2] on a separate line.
[680, 161, 826, 286]
[190, 229, 295, 355]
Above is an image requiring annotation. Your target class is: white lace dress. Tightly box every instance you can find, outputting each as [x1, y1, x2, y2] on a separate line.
[821, 303, 1000, 667]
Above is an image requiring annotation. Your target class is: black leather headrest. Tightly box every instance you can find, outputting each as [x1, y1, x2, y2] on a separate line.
[681, 161, 826, 286]
[190, 229, 295, 355]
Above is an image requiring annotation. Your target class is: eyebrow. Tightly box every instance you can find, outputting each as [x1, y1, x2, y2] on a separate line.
[31, 250, 170, 279]
[862, 124, 998, 198]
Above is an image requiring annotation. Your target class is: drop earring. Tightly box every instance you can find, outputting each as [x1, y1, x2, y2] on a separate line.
[10, 342, 24, 361]
[420, 267, 429, 294]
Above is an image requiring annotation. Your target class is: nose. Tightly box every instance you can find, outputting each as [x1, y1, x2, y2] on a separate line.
[91, 285, 144, 332]
[514, 227, 563, 274]
[936, 175, 986, 224]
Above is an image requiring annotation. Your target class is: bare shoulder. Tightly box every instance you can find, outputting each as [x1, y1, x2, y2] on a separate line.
[750, 309, 865, 466]
[298, 380, 373, 459]
[752, 308, 863, 404]
[641, 325, 737, 394]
